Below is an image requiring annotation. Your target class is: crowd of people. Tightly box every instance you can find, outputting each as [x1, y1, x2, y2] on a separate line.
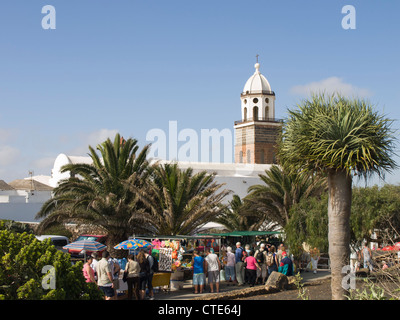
[81, 240, 323, 299]
[190, 241, 307, 295]
[82, 249, 157, 300]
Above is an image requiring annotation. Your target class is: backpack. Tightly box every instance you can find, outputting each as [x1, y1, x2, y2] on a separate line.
[148, 255, 159, 272]
[256, 250, 265, 263]
[266, 253, 274, 267]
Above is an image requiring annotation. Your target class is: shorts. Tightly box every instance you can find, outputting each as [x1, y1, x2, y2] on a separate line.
[139, 274, 148, 290]
[99, 285, 115, 297]
[193, 273, 205, 286]
[208, 270, 220, 283]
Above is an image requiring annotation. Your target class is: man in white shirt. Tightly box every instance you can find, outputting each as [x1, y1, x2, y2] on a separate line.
[96, 251, 115, 300]
[204, 248, 221, 293]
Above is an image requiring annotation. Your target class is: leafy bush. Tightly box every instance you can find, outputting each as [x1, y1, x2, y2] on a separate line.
[0, 229, 103, 300]
[0, 220, 34, 234]
[347, 279, 387, 300]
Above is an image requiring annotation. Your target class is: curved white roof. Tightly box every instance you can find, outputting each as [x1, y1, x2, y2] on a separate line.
[243, 63, 272, 94]
[49, 154, 93, 188]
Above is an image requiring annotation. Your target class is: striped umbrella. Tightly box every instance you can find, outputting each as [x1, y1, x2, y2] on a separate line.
[63, 240, 107, 252]
[114, 239, 152, 250]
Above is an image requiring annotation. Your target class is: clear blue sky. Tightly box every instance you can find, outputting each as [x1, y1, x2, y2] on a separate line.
[0, 0, 399, 186]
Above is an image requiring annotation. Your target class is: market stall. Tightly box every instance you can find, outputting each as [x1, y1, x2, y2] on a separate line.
[113, 238, 169, 294]
[135, 235, 222, 291]
[199, 230, 283, 248]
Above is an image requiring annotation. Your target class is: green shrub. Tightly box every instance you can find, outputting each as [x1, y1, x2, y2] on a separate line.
[0, 220, 34, 234]
[0, 229, 103, 300]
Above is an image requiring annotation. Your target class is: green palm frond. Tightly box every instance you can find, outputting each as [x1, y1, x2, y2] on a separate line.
[36, 134, 152, 240]
[246, 165, 326, 227]
[129, 162, 231, 235]
[279, 93, 398, 179]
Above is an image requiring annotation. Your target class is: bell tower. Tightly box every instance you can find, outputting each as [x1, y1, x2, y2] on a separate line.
[234, 61, 282, 164]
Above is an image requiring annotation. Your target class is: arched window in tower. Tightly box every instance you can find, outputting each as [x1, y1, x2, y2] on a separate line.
[239, 151, 243, 163]
[253, 106, 259, 120]
[244, 107, 247, 121]
[265, 106, 269, 120]
[247, 150, 251, 163]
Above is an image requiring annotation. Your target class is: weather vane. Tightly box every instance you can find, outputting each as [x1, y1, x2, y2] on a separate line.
[256, 54, 259, 63]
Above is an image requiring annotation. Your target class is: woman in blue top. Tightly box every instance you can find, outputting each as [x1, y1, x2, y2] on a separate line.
[191, 250, 205, 294]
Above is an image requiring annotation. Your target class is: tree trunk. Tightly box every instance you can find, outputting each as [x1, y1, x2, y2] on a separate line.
[327, 169, 352, 300]
[107, 233, 129, 259]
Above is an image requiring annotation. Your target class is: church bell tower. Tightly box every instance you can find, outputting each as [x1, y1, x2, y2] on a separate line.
[234, 61, 282, 164]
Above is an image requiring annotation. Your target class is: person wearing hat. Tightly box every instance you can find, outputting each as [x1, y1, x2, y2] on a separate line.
[278, 251, 293, 276]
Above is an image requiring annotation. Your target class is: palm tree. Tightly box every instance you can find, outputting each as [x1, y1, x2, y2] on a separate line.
[278, 93, 397, 300]
[36, 134, 152, 255]
[130, 163, 231, 235]
[245, 165, 326, 228]
[214, 194, 262, 231]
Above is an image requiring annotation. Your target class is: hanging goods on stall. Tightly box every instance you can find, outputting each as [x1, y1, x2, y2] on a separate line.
[159, 248, 173, 272]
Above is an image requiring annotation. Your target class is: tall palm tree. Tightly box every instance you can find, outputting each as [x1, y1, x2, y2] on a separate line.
[245, 165, 326, 228]
[130, 163, 231, 235]
[36, 134, 152, 255]
[278, 93, 397, 300]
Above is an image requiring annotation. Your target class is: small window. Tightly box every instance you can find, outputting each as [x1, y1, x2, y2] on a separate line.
[247, 150, 251, 163]
[265, 98, 269, 103]
[253, 106, 259, 120]
[239, 151, 243, 163]
[243, 99, 247, 104]
[253, 98, 258, 103]
[52, 239, 68, 247]
[244, 107, 247, 121]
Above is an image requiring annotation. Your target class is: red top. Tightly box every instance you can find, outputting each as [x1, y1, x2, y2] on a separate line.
[83, 263, 95, 283]
[245, 256, 258, 270]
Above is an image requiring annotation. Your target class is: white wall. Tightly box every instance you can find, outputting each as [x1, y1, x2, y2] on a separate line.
[0, 190, 52, 222]
[0, 202, 44, 222]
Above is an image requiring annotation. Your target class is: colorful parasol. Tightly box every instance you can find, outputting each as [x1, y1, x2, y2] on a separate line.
[114, 239, 152, 250]
[63, 240, 107, 252]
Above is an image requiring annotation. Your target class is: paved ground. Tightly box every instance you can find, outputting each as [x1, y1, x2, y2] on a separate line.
[152, 269, 331, 300]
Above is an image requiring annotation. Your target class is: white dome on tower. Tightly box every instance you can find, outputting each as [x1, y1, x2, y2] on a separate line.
[243, 63, 272, 94]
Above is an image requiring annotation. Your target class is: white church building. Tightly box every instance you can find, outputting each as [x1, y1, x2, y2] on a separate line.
[1, 62, 282, 224]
